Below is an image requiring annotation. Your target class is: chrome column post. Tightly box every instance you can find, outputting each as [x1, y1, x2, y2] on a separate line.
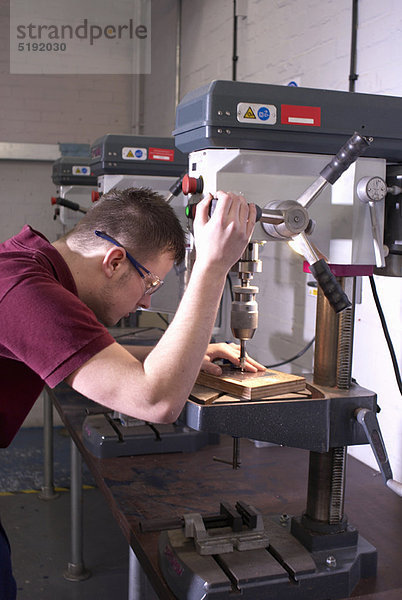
[64, 439, 90, 581]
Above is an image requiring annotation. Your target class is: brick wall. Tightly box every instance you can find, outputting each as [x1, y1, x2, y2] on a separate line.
[0, 0, 132, 145]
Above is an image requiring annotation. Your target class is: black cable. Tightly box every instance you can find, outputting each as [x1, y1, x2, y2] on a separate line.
[156, 312, 170, 327]
[349, 0, 359, 92]
[266, 337, 315, 369]
[369, 275, 402, 395]
[232, 0, 238, 82]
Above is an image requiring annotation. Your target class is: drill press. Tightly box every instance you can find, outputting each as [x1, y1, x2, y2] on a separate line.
[157, 80, 402, 600]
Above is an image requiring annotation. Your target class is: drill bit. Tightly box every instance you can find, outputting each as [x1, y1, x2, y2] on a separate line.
[240, 339, 247, 372]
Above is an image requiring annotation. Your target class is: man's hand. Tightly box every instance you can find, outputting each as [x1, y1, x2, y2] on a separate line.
[201, 342, 265, 375]
[193, 191, 257, 276]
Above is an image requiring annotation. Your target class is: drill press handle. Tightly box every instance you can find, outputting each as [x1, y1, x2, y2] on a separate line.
[187, 197, 350, 313]
[355, 408, 402, 498]
[320, 132, 372, 185]
[185, 133, 372, 314]
[185, 198, 262, 221]
[51, 196, 88, 214]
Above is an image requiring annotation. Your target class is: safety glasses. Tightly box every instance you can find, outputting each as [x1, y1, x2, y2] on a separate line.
[94, 230, 164, 296]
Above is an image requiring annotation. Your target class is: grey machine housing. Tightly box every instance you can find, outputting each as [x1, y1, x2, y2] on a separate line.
[52, 156, 97, 186]
[90, 134, 188, 177]
[173, 79, 402, 161]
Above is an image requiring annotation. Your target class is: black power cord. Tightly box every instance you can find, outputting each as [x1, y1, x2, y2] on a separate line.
[266, 337, 315, 369]
[369, 275, 402, 395]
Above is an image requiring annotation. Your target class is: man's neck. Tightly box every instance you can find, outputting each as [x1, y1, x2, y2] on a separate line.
[52, 239, 101, 304]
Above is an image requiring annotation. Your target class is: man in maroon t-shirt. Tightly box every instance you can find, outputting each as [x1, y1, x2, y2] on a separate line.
[0, 186, 263, 597]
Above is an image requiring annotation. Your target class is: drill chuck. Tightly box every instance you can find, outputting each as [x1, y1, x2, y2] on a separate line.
[231, 285, 259, 341]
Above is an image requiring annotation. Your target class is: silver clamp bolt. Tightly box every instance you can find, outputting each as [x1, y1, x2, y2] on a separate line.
[326, 555, 337, 568]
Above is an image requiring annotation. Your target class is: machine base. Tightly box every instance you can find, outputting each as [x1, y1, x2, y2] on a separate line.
[158, 513, 377, 600]
[82, 413, 219, 458]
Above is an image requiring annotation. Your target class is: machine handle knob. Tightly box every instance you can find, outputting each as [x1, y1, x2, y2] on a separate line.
[169, 172, 186, 196]
[309, 259, 351, 313]
[356, 176, 387, 268]
[355, 407, 402, 497]
[165, 172, 187, 204]
[186, 198, 262, 220]
[368, 201, 386, 268]
[288, 231, 351, 313]
[54, 197, 80, 211]
[320, 132, 372, 185]
[52, 197, 87, 214]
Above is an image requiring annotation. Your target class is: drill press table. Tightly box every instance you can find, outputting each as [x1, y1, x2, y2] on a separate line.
[52, 382, 402, 600]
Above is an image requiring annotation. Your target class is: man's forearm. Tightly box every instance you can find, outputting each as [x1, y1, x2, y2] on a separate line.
[142, 262, 227, 419]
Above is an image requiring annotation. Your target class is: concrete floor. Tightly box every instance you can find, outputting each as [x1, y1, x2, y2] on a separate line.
[0, 488, 129, 599]
[0, 427, 131, 599]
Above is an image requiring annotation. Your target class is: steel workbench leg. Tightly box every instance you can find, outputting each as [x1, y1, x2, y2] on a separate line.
[38, 387, 59, 500]
[64, 439, 91, 581]
[129, 547, 157, 600]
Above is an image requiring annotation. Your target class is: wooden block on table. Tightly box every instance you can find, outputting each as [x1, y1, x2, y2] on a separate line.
[196, 367, 306, 400]
[211, 389, 312, 404]
[189, 384, 221, 404]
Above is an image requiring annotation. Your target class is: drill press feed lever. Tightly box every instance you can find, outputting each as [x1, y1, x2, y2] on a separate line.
[51, 196, 88, 214]
[355, 408, 402, 497]
[186, 196, 349, 313]
[261, 132, 372, 312]
[186, 133, 370, 314]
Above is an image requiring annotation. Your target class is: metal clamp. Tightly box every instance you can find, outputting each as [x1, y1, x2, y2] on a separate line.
[183, 501, 269, 555]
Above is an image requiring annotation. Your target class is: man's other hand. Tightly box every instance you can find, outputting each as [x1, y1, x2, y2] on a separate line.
[200, 342, 265, 376]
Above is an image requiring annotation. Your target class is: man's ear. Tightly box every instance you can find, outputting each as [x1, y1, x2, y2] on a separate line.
[102, 247, 126, 278]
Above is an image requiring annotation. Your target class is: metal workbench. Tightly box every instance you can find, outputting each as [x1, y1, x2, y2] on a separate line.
[51, 382, 402, 600]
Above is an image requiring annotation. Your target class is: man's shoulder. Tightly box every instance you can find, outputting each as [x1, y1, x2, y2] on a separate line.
[1, 224, 50, 254]
[0, 225, 75, 299]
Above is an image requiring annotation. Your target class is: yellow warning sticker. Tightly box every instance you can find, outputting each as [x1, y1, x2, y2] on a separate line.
[237, 102, 277, 125]
[122, 147, 147, 160]
[72, 165, 91, 175]
[244, 106, 256, 119]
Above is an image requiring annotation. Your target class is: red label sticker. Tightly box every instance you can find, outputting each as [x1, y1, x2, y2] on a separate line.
[281, 104, 321, 127]
[149, 147, 174, 161]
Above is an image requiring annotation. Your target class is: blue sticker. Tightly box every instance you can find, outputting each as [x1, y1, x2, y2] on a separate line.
[135, 149, 143, 158]
[257, 107, 270, 121]
[82, 167, 88, 173]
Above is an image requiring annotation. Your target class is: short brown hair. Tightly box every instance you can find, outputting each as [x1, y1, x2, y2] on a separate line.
[65, 187, 185, 264]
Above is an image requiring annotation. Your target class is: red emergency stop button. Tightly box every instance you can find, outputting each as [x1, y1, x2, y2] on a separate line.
[182, 175, 203, 195]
